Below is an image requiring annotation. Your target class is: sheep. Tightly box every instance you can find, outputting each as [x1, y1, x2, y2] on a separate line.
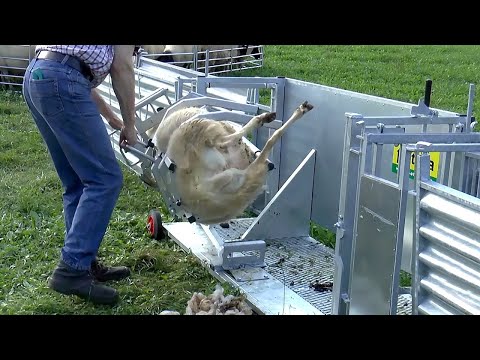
[158, 45, 195, 68]
[0, 45, 36, 87]
[140, 45, 166, 56]
[152, 45, 260, 72]
[237, 44, 262, 60]
[151, 100, 314, 225]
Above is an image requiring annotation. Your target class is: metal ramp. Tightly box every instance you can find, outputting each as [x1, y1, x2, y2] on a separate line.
[163, 218, 412, 315]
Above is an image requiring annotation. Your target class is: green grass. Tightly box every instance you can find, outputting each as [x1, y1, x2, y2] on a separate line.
[239, 45, 480, 115]
[2, 45, 480, 313]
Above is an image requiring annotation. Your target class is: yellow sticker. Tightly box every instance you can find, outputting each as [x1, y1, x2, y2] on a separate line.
[391, 144, 440, 181]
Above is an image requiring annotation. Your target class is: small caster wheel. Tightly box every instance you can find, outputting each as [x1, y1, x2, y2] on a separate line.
[147, 209, 166, 240]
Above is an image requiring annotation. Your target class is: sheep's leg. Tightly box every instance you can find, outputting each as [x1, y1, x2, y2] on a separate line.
[252, 101, 313, 166]
[206, 168, 246, 193]
[217, 111, 276, 147]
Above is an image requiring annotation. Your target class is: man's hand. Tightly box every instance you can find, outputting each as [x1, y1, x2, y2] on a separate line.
[120, 125, 138, 148]
[91, 89, 124, 130]
[108, 117, 124, 131]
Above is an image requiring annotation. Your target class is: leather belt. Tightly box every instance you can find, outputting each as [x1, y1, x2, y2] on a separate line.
[36, 50, 94, 82]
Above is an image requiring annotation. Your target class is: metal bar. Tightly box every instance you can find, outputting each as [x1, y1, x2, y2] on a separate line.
[122, 144, 155, 162]
[199, 76, 284, 87]
[412, 153, 432, 315]
[477, 169, 480, 198]
[332, 114, 363, 315]
[406, 143, 480, 153]
[389, 146, 415, 314]
[373, 143, 383, 177]
[134, 87, 168, 110]
[350, 115, 465, 126]
[465, 84, 476, 134]
[419, 181, 480, 213]
[360, 126, 374, 175]
[466, 152, 480, 161]
[366, 133, 480, 145]
[162, 95, 260, 117]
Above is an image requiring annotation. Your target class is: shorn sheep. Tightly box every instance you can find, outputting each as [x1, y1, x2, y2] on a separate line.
[150, 100, 314, 225]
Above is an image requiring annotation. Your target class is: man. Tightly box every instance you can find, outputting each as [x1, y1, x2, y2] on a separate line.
[22, 45, 138, 305]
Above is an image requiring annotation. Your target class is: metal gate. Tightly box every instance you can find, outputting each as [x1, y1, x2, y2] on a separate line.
[413, 146, 480, 315]
[333, 83, 480, 314]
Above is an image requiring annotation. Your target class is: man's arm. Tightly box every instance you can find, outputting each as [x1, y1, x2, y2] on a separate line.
[110, 45, 137, 146]
[91, 89, 124, 130]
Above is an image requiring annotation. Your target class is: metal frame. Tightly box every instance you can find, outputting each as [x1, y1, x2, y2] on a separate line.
[344, 132, 480, 315]
[113, 88, 319, 271]
[95, 56, 480, 315]
[411, 143, 480, 315]
[333, 84, 479, 314]
[99, 66, 330, 313]
[138, 45, 265, 76]
[0, 45, 35, 89]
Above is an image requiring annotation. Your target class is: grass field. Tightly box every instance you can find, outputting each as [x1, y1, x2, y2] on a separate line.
[1, 45, 479, 315]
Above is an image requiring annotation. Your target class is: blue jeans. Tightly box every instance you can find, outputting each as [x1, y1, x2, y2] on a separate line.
[22, 58, 123, 271]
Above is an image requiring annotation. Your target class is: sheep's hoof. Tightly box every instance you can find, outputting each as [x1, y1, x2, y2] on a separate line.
[147, 209, 166, 240]
[300, 101, 314, 113]
[259, 112, 276, 125]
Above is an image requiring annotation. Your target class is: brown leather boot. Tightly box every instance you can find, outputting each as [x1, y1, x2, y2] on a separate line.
[48, 260, 119, 305]
[90, 258, 131, 282]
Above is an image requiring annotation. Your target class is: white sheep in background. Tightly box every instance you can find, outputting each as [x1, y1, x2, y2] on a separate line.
[151, 100, 314, 225]
[149, 45, 260, 72]
[0, 45, 36, 86]
[140, 45, 166, 55]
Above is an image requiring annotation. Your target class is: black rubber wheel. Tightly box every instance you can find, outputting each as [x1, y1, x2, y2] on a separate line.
[147, 209, 166, 240]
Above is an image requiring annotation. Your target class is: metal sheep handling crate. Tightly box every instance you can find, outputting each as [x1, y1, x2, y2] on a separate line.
[98, 58, 480, 315]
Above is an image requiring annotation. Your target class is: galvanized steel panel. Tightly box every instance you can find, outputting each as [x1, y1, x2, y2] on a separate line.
[274, 78, 460, 233]
[349, 175, 401, 314]
[415, 181, 480, 315]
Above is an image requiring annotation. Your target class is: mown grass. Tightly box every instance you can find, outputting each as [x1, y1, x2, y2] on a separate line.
[1, 45, 479, 313]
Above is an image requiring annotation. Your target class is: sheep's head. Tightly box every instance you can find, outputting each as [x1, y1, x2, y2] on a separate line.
[156, 50, 174, 63]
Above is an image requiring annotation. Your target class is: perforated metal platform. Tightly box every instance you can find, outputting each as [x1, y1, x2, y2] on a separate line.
[264, 237, 335, 315]
[163, 218, 412, 315]
[211, 218, 256, 242]
[263, 236, 412, 315]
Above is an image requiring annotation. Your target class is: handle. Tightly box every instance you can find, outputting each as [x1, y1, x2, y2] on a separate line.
[424, 79, 432, 107]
